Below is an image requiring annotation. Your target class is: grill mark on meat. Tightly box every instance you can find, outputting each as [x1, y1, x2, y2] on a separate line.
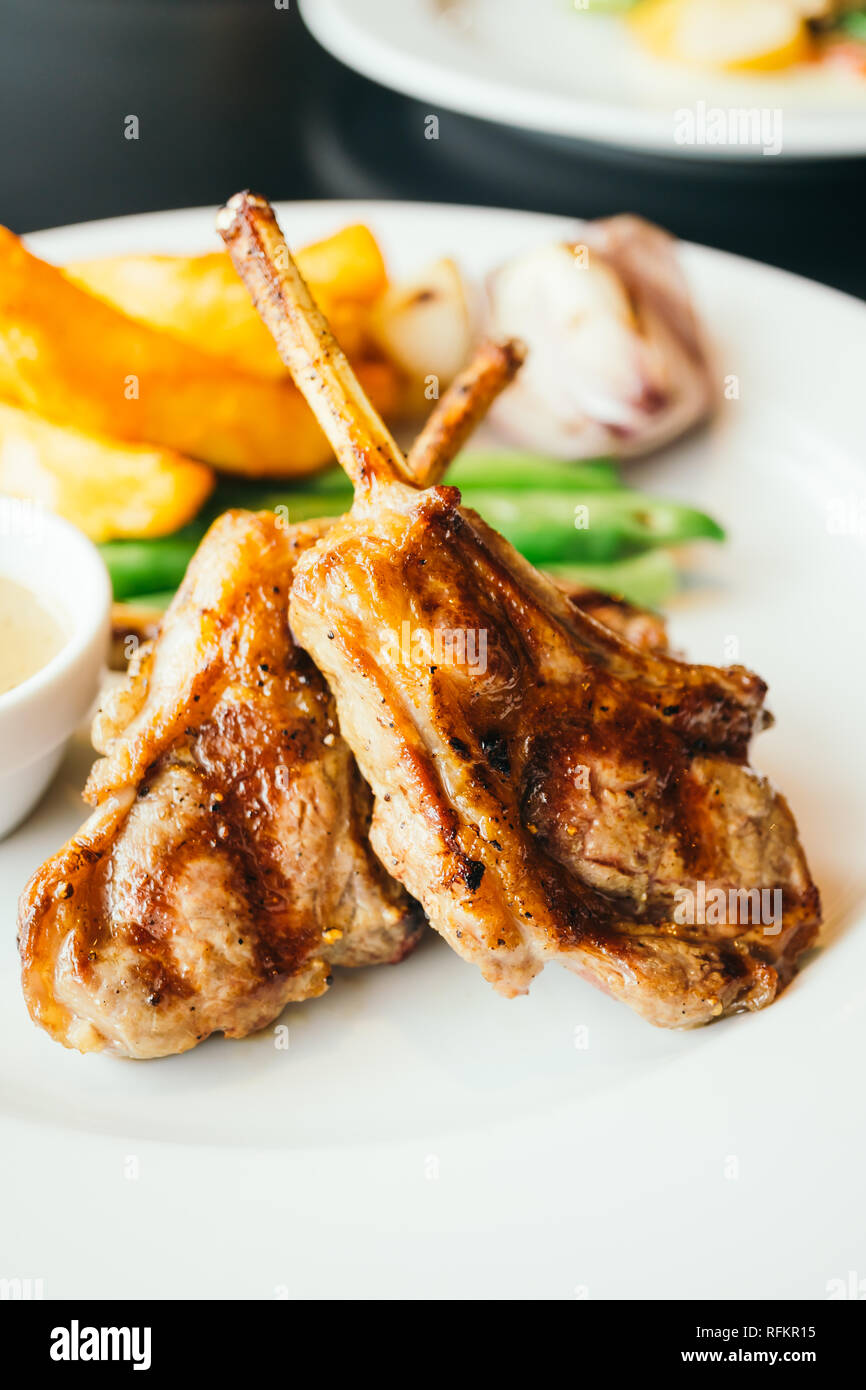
[480, 732, 510, 776]
[125, 919, 195, 1005]
[426, 500, 766, 760]
[218, 193, 820, 1029]
[460, 858, 485, 893]
[292, 488, 821, 1021]
[19, 512, 421, 1058]
[192, 700, 325, 980]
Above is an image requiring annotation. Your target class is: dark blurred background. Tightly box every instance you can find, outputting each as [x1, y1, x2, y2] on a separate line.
[1, 0, 864, 296]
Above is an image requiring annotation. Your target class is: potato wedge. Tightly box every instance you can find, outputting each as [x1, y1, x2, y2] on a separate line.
[296, 223, 387, 302]
[64, 224, 387, 377]
[0, 401, 214, 541]
[0, 227, 397, 476]
[64, 251, 290, 380]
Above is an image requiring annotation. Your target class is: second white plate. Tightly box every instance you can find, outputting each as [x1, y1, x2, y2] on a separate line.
[300, 0, 866, 159]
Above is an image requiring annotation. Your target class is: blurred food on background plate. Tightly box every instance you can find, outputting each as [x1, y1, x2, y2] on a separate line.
[588, 0, 866, 75]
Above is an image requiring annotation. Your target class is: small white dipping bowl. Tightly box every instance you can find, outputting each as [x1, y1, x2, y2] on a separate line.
[0, 502, 111, 840]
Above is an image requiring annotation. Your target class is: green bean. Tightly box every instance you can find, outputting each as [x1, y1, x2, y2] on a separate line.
[100, 450, 722, 604]
[100, 528, 206, 600]
[444, 453, 620, 491]
[101, 497, 346, 597]
[546, 551, 677, 609]
[457, 487, 723, 565]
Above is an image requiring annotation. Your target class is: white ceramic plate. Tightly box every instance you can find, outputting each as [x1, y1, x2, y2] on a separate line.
[2, 201, 865, 1299]
[300, 0, 866, 160]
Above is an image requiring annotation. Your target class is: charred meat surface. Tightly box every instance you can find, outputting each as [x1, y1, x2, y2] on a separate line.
[18, 510, 420, 1058]
[221, 192, 820, 1029]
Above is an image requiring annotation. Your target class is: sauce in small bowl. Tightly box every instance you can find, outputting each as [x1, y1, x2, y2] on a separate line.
[0, 576, 67, 697]
[0, 501, 111, 839]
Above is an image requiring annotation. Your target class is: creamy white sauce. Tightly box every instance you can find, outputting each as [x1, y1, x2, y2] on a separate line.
[0, 576, 66, 696]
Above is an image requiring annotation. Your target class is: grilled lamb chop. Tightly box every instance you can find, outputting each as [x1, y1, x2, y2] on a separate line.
[17, 323, 651, 1059]
[220, 192, 820, 1028]
[18, 510, 420, 1058]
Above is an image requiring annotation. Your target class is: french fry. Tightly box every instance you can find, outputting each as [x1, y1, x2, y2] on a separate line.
[63, 224, 387, 376]
[0, 226, 397, 476]
[0, 400, 214, 542]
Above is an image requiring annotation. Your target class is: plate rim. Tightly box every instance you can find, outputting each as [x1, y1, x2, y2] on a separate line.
[27, 196, 866, 325]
